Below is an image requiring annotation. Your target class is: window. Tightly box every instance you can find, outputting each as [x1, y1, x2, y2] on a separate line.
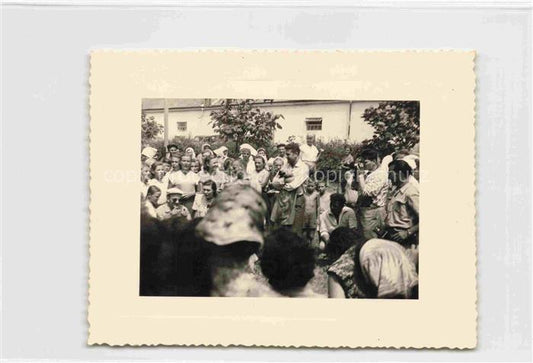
[177, 122, 187, 131]
[305, 117, 322, 131]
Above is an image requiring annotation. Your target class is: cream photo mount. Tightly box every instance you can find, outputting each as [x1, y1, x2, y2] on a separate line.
[89, 50, 476, 348]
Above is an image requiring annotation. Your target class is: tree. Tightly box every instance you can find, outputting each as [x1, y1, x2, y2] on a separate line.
[209, 99, 283, 154]
[361, 101, 420, 157]
[141, 111, 164, 144]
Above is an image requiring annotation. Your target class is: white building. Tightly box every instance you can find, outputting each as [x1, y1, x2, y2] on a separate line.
[142, 99, 379, 143]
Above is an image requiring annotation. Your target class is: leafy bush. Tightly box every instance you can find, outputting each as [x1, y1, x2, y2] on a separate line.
[362, 101, 420, 157]
[315, 138, 363, 171]
[209, 99, 283, 155]
[141, 112, 164, 144]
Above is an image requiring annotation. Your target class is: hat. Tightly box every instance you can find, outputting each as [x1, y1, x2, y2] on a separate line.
[214, 146, 228, 157]
[402, 155, 419, 170]
[141, 147, 157, 159]
[239, 143, 257, 156]
[144, 158, 156, 168]
[195, 184, 266, 246]
[166, 187, 184, 196]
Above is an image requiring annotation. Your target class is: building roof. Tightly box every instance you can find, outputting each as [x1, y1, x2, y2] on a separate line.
[142, 99, 355, 111]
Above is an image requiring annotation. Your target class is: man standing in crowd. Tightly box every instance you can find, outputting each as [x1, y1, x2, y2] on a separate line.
[270, 143, 309, 236]
[356, 149, 390, 240]
[318, 193, 357, 248]
[299, 134, 321, 176]
[384, 160, 419, 246]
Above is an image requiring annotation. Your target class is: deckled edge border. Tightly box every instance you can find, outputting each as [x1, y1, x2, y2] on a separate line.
[87, 49, 478, 349]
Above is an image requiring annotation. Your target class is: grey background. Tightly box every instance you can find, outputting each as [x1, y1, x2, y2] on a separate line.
[2, 2, 531, 362]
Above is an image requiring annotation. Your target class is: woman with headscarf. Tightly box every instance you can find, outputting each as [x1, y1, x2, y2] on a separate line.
[141, 146, 158, 168]
[256, 147, 269, 167]
[213, 146, 229, 164]
[185, 147, 196, 161]
[197, 147, 215, 168]
[239, 143, 257, 176]
[356, 154, 393, 240]
[327, 236, 418, 299]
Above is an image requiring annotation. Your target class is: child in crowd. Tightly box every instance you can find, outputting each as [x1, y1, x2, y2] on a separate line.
[303, 179, 320, 247]
[162, 161, 172, 175]
[316, 180, 331, 215]
[343, 170, 359, 210]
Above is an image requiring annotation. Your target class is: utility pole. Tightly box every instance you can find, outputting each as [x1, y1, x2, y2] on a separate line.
[163, 98, 169, 148]
[347, 101, 352, 139]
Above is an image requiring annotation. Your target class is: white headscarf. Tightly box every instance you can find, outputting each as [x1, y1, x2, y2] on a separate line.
[379, 154, 394, 170]
[141, 147, 158, 159]
[214, 146, 228, 157]
[402, 155, 419, 170]
[239, 143, 257, 157]
[185, 147, 196, 159]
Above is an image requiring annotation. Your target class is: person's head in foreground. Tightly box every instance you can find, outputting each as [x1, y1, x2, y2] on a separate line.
[327, 237, 418, 299]
[260, 229, 318, 297]
[195, 185, 276, 297]
[388, 159, 413, 188]
[325, 227, 359, 264]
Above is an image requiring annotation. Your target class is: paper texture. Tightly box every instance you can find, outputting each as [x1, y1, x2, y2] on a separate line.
[89, 50, 476, 348]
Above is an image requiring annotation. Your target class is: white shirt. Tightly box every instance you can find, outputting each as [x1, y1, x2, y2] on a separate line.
[299, 143, 320, 163]
[282, 159, 309, 192]
[165, 170, 199, 197]
[147, 178, 167, 206]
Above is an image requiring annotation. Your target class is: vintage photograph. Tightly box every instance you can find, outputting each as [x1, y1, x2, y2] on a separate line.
[140, 98, 420, 298]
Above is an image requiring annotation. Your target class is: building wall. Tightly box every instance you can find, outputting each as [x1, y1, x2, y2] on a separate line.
[143, 101, 379, 143]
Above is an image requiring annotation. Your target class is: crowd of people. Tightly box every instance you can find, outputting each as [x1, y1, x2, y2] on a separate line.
[140, 134, 420, 298]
